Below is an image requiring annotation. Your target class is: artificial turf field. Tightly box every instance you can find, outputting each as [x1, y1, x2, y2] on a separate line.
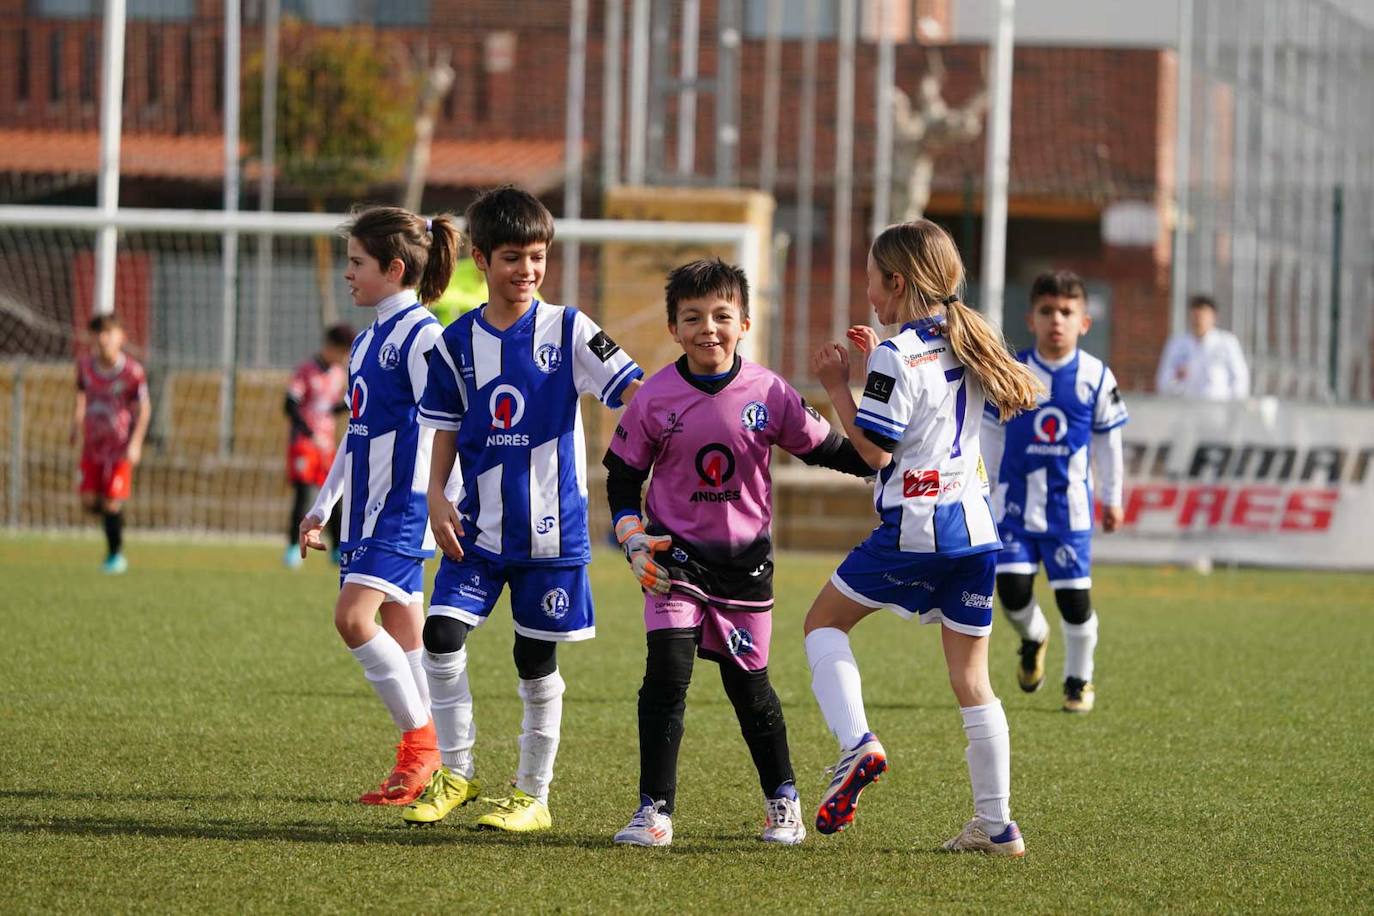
[1, 534, 1371, 914]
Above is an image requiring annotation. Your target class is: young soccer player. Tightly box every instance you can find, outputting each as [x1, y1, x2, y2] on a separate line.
[283, 323, 353, 569]
[297, 206, 461, 805]
[603, 258, 874, 848]
[804, 220, 1042, 856]
[73, 314, 150, 574]
[980, 271, 1127, 714]
[402, 186, 644, 832]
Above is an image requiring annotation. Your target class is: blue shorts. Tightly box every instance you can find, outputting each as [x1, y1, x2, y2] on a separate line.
[429, 553, 595, 642]
[339, 543, 424, 606]
[995, 529, 1093, 589]
[831, 541, 998, 637]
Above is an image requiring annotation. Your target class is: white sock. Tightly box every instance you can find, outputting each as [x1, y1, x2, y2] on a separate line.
[1004, 601, 1050, 643]
[350, 629, 429, 732]
[515, 670, 565, 805]
[960, 700, 1012, 836]
[423, 648, 476, 778]
[804, 628, 870, 750]
[1062, 613, 1099, 682]
[405, 647, 431, 713]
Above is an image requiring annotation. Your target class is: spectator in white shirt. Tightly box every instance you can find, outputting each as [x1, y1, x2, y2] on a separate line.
[1155, 295, 1250, 400]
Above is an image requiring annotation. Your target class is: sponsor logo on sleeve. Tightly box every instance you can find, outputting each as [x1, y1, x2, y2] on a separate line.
[587, 330, 621, 362]
[863, 371, 896, 404]
[801, 398, 823, 422]
[614, 424, 628, 441]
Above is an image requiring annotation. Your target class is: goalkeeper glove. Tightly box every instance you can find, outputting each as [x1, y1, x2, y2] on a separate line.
[614, 515, 672, 595]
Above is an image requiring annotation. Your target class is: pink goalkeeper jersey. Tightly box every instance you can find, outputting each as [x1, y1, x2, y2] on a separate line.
[609, 356, 831, 561]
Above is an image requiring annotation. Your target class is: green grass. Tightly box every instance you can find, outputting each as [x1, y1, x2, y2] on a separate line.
[1, 534, 1371, 914]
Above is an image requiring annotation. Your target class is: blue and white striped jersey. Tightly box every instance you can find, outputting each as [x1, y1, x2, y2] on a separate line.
[338, 293, 444, 557]
[418, 300, 642, 566]
[853, 316, 999, 558]
[985, 348, 1128, 536]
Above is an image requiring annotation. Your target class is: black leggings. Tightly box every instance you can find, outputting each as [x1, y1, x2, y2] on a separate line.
[636, 631, 792, 814]
[995, 573, 1093, 625]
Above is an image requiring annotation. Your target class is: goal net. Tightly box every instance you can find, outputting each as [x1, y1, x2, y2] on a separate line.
[0, 207, 763, 539]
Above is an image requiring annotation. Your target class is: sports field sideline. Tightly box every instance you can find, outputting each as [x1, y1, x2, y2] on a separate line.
[1, 535, 1370, 913]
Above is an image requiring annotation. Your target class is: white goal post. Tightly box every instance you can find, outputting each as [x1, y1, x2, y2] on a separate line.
[0, 205, 763, 536]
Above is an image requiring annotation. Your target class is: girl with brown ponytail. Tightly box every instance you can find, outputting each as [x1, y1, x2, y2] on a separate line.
[296, 204, 461, 807]
[802, 220, 1040, 856]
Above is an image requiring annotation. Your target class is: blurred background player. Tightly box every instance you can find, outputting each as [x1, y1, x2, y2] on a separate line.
[282, 322, 353, 568]
[604, 258, 874, 848]
[404, 186, 643, 833]
[298, 206, 460, 806]
[981, 271, 1128, 714]
[804, 221, 1041, 856]
[1154, 294, 1250, 401]
[72, 314, 150, 574]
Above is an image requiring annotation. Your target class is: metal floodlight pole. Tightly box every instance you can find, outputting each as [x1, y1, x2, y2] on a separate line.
[563, 0, 589, 308]
[832, 0, 856, 343]
[978, 0, 1015, 331]
[1170, 0, 1194, 340]
[94, 0, 127, 318]
[626, 0, 650, 185]
[219, 0, 241, 454]
[793, 0, 819, 373]
[758, 0, 782, 194]
[676, 0, 700, 179]
[715, 0, 741, 184]
[871, 0, 895, 240]
[601, 0, 624, 190]
[253, 0, 280, 368]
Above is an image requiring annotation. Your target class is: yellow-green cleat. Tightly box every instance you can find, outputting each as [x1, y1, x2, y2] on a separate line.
[402, 766, 481, 825]
[1062, 677, 1096, 713]
[475, 789, 552, 832]
[1016, 639, 1047, 693]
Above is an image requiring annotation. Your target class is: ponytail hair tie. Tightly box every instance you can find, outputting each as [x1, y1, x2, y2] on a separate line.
[424, 218, 433, 232]
[940, 294, 959, 305]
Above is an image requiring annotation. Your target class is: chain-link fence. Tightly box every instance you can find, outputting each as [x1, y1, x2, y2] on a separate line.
[1175, 0, 1374, 401]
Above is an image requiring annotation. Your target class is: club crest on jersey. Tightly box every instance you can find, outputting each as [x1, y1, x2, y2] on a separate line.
[1076, 380, 1096, 405]
[535, 343, 563, 374]
[740, 401, 769, 431]
[377, 342, 402, 371]
[1054, 544, 1079, 568]
[726, 626, 755, 657]
[541, 587, 571, 620]
[1033, 406, 1069, 443]
[903, 468, 940, 498]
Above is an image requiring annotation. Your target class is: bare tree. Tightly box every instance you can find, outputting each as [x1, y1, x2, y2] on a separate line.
[402, 43, 456, 213]
[890, 49, 988, 222]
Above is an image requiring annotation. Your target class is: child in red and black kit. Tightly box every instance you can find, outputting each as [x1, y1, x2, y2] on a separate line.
[73, 314, 150, 575]
[283, 323, 353, 568]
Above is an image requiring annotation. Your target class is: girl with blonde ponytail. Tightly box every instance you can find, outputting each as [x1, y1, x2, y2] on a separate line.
[801, 220, 1037, 856]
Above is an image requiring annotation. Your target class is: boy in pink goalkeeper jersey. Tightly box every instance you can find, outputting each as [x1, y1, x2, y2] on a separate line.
[603, 258, 872, 848]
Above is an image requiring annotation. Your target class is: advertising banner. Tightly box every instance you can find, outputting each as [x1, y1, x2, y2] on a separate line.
[1096, 396, 1374, 570]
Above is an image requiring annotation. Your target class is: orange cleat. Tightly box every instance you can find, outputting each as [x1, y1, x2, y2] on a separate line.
[358, 721, 441, 806]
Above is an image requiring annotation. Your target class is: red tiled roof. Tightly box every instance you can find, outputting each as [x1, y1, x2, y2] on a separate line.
[0, 129, 570, 193]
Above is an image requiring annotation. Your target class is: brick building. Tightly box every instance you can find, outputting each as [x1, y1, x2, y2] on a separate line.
[0, 0, 1182, 388]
